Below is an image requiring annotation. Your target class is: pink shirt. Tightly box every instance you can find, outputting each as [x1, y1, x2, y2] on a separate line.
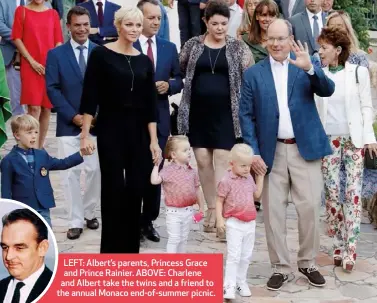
[217, 170, 257, 222]
[160, 162, 200, 208]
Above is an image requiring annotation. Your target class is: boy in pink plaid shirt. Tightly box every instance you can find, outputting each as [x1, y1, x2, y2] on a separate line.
[216, 144, 265, 299]
[151, 135, 204, 253]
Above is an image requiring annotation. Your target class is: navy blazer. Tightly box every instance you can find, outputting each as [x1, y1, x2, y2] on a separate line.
[78, 0, 120, 45]
[134, 37, 183, 137]
[46, 41, 97, 137]
[0, 147, 83, 210]
[239, 56, 335, 174]
[0, 266, 52, 303]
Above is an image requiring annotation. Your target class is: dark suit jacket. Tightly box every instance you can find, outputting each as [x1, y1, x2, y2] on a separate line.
[78, 0, 120, 45]
[134, 37, 183, 137]
[0, 147, 83, 209]
[276, 0, 305, 19]
[46, 40, 97, 137]
[289, 10, 327, 55]
[0, 266, 53, 303]
[239, 55, 335, 174]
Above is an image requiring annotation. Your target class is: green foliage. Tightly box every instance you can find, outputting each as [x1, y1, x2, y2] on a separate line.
[333, 1, 371, 50]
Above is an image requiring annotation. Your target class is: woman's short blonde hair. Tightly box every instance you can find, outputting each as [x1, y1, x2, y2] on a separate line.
[114, 6, 143, 32]
[11, 114, 39, 135]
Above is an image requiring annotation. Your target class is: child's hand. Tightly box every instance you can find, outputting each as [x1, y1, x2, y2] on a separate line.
[216, 218, 226, 234]
[155, 155, 163, 167]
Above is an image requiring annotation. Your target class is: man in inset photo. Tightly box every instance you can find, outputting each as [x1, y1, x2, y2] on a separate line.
[0, 209, 53, 303]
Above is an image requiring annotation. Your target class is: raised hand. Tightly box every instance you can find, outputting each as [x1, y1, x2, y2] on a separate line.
[288, 40, 312, 71]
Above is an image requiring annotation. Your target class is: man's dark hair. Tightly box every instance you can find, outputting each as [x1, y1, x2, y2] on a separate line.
[204, 0, 230, 21]
[2, 209, 48, 244]
[137, 0, 160, 12]
[67, 6, 91, 25]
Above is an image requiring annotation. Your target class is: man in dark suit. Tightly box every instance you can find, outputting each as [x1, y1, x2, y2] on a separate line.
[78, 0, 120, 45]
[289, 0, 325, 55]
[46, 6, 100, 241]
[0, 208, 53, 303]
[239, 19, 334, 291]
[136, 0, 183, 243]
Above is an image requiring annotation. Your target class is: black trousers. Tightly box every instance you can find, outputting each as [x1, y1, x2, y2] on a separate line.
[178, 0, 202, 48]
[97, 111, 151, 253]
[141, 135, 168, 227]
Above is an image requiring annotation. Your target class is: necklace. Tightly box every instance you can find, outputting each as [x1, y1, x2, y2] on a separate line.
[125, 55, 134, 91]
[208, 46, 224, 74]
[328, 65, 344, 74]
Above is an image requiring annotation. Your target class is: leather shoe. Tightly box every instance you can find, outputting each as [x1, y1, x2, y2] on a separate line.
[85, 218, 99, 230]
[67, 228, 83, 240]
[142, 224, 160, 242]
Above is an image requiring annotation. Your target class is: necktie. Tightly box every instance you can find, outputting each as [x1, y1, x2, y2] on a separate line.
[313, 15, 320, 50]
[147, 39, 155, 68]
[77, 45, 87, 76]
[96, 1, 104, 27]
[11, 282, 25, 303]
[20, 0, 25, 6]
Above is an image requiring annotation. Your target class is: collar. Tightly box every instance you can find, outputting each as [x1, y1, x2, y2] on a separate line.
[139, 34, 156, 46]
[14, 145, 34, 155]
[229, 2, 239, 11]
[228, 169, 249, 179]
[14, 264, 45, 285]
[269, 54, 290, 67]
[170, 161, 192, 170]
[70, 38, 90, 50]
[93, 0, 106, 5]
[306, 8, 322, 20]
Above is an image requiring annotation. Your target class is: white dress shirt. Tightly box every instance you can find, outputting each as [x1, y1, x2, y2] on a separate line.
[270, 55, 295, 139]
[306, 9, 324, 36]
[325, 70, 349, 135]
[288, 0, 297, 17]
[139, 34, 157, 70]
[70, 38, 90, 65]
[227, 3, 242, 38]
[93, 0, 106, 14]
[4, 264, 46, 303]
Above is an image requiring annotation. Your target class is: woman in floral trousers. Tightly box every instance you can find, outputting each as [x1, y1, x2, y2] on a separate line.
[315, 27, 377, 272]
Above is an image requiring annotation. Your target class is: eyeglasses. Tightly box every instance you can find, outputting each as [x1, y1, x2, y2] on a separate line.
[267, 36, 290, 44]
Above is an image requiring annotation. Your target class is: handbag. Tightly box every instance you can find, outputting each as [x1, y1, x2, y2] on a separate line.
[12, 7, 26, 71]
[355, 65, 377, 169]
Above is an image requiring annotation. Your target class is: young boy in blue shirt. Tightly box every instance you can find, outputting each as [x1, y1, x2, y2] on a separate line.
[1, 114, 89, 226]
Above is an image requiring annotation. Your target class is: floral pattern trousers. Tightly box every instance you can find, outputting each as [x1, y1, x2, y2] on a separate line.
[322, 136, 364, 262]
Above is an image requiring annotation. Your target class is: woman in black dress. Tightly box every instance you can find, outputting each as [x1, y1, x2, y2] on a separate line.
[178, 0, 253, 238]
[79, 7, 161, 253]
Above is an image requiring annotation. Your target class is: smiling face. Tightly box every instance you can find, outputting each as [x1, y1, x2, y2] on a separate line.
[67, 13, 90, 45]
[15, 128, 38, 150]
[257, 5, 277, 31]
[119, 16, 143, 43]
[266, 20, 293, 62]
[322, 0, 334, 12]
[206, 14, 229, 42]
[1, 221, 48, 281]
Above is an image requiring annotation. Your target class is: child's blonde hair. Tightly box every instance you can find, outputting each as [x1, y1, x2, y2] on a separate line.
[164, 135, 189, 160]
[11, 114, 39, 136]
[230, 143, 254, 162]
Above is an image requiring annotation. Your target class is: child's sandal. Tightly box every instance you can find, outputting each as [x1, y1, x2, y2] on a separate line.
[333, 249, 342, 267]
[342, 255, 355, 273]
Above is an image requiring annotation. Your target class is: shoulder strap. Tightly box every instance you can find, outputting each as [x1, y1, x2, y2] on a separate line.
[356, 65, 360, 84]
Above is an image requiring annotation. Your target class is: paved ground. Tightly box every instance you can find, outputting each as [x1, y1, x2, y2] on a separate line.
[2, 6, 377, 303]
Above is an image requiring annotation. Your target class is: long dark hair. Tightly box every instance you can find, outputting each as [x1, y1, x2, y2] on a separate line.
[248, 0, 279, 44]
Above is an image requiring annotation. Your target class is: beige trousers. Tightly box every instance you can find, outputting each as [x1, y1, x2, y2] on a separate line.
[262, 142, 323, 273]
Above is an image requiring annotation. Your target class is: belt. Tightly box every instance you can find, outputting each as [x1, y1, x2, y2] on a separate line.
[277, 138, 296, 144]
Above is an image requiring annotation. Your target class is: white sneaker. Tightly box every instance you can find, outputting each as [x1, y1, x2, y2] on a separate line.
[236, 283, 251, 297]
[223, 285, 235, 300]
